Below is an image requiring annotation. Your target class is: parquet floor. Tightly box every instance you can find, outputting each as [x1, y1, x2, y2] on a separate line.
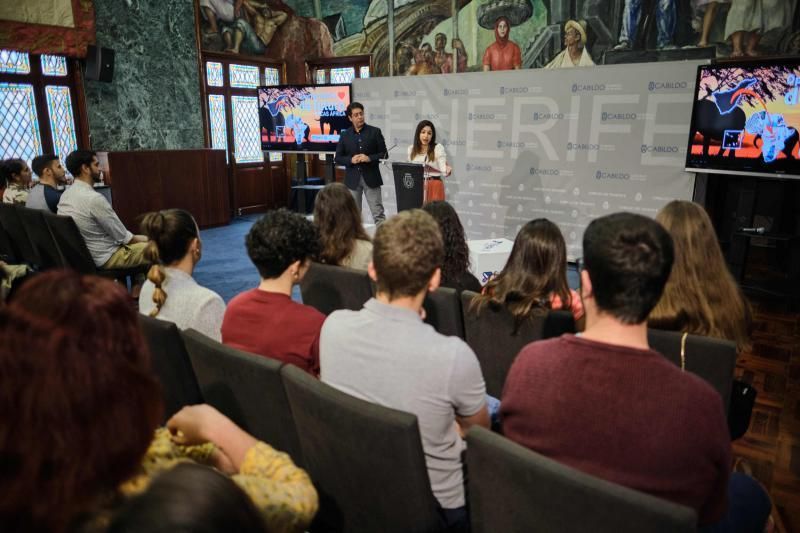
[733, 304, 800, 532]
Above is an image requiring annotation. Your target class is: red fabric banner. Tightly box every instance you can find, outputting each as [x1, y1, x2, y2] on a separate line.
[0, 0, 96, 58]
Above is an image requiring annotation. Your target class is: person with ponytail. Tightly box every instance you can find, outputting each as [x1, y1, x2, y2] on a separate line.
[1, 158, 33, 205]
[139, 209, 225, 341]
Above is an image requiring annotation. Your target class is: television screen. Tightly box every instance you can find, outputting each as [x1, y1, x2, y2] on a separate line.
[258, 84, 352, 153]
[685, 59, 800, 179]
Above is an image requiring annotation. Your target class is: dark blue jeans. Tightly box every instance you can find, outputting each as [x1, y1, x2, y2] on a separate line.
[700, 473, 771, 533]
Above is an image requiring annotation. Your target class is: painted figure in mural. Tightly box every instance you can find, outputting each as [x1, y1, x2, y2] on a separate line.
[724, 0, 794, 57]
[241, 0, 288, 49]
[409, 43, 439, 75]
[693, 0, 729, 47]
[434, 33, 453, 73]
[451, 38, 468, 73]
[395, 42, 416, 75]
[614, 0, 676, 49]
[482, 17, 522, 71]
[545, 19, 595, 68]
[407, 120, 452, 204]
[200, 0, 287, 54]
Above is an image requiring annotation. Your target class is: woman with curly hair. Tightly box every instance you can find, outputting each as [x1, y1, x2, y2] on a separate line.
[649, 200, 751, 351]
[0, 270, 318, 533]
[1, 158, 33, 205]
[313, 183, 372, 270]
[139, 208, 226, 341]
[472, 218, 583, 326]
[422, 201, 481, 293]
[222, 208, 325, 375]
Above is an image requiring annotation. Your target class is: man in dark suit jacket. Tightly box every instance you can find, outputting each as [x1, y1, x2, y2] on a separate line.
[334, 102, 388, 225]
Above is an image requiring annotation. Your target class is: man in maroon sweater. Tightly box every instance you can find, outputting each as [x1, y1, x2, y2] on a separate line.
[501, 212, 770, 532]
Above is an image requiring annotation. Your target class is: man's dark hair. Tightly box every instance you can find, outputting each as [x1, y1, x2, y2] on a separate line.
[346, 101, 364, 117]
[583, 212, 674, 324]
[65, 150, 96, 177]
[31, 154, 59, 177]
[246, 208, 320, 279]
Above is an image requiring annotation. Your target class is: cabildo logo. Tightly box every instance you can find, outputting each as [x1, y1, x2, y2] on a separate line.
[468, 112, 495, 120]
[443, 88, 469, 97]
[370, 113, 390, 120]
[602, 112, 637, 121]
[640, 144, 680, 153]
[393, 137, 411, 146]
[648, 80, 688, 91]
[500, 86, 529, 95]
[572, 83, 606, 93]
[415, 113, 442, 121]
[441, 139, 467, 147]
[533, 112, 564, 121]
[529, 167, 560, 176]
[498, 140, 526, 148]
[595, 170, 631, 180]
[394, 89, 419, 97]
[465, 163, 492, 172]
[566, 142, 600, 151]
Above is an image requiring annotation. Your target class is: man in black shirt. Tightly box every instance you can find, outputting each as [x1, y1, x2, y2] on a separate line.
[334, 102, 387, 225]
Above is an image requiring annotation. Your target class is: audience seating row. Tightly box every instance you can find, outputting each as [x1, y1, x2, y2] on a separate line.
[0, 203, 145, 283]
[138, 315, 697, 532]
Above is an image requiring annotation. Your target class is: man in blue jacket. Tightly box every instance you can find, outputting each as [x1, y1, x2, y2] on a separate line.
[334, 102, 387, 225]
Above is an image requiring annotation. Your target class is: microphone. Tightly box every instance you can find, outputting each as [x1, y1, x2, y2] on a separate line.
[382, 143, 398, 164]
[738, 227, 766, 234]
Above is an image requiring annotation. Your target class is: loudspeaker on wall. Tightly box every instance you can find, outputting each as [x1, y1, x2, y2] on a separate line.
[85, 45, 115, 83]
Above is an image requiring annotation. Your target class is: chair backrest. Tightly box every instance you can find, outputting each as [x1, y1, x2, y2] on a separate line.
[181, 329, 304, 465]
[0, 203, 38, 265]
[0, 219, 18, 263]
[461, 290, 549, 398]
[138, 315, 204, 422]
[466, 427, 697, 533]
[648, 329, 736, 413]
[422, 286, 464, 339]
[42, 212, 98, 274]
[15, 206, 66, 269]
[300, 262, 374, 315]
[281, 365, 442, 533]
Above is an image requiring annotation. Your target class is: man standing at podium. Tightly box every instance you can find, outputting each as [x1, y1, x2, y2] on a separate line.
[335, 102, 387, 225]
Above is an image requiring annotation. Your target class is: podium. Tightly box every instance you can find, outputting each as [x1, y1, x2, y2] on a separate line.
[391, 162, 424, 212]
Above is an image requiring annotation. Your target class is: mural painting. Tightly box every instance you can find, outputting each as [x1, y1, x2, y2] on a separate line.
[195, 0, 799, 80]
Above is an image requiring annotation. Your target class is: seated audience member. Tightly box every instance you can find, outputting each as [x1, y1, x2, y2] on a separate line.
[108, 463, 269, 533]
[422, 201, 481, 293]
[27, 154, 66, 213]
[501, 212, 771, 532]
[0, 271, 317, 533]
[222, 209, 324, 375]
[649, 200, 751, 351]
[313, 182, 373, 270]
[473, 218, 583, 325]
[1, 158, 32, 205]
[57, 150, 149, 270]
[320, 209, 489, 532]
[139, 209, 226, 341]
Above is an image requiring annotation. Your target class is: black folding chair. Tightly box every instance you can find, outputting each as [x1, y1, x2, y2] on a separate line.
[16, 206, 65, 269]
[0, 203, 38, 265]
[300, 262, 374, 315]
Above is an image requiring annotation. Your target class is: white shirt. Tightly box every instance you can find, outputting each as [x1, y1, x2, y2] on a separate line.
[139, 267, 226, 342]
[544, 47, 595, 69]
[407, 143, 447, 176]
[57, 180, 132, 267]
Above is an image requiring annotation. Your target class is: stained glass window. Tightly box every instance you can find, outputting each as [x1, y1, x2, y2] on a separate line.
[206, 62, 223, 87]
[208, 94, 228, 162]
[331, 67, 355, 84]
[315, 69, 326, 85]
[360, 66, 370, 79]
[45, 86, 77, 160]
[0, 83, 42, 162]
[0, 50, 31, 74]
[231, 95, 262, 163]
[41, 55, 68, 76]
[264, 67, 280, 86]
[229, 64, 259, 89]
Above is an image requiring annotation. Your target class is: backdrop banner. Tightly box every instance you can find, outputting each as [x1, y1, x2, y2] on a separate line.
[353, 59, 703, 258]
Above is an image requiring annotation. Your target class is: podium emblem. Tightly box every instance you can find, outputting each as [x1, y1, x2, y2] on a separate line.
[402, 172, 414, 189]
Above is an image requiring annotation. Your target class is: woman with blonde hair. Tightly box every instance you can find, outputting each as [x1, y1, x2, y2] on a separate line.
[139, 209, 225, 341]
[313, 182, 372, 270]
[649, 200, 751, 351]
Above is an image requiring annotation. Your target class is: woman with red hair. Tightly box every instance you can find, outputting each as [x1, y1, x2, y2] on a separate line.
[482, 16, 522, 71]
[0, 270, 317, 533]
